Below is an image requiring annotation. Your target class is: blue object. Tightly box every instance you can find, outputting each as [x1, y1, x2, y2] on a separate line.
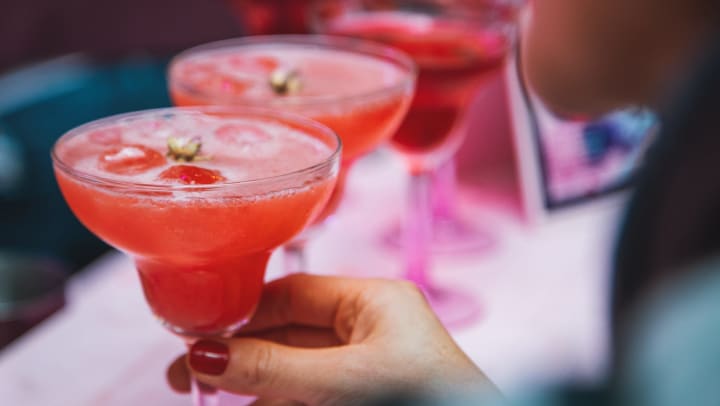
[0, 55, 172, 272]
[582, 120, 615, 165]
[582, 109, 658, 166]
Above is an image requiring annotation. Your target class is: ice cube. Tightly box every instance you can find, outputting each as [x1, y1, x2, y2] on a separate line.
[88, 127, 123, 145]
[98, 144, 166, 175]
[215, 123, 273, 145]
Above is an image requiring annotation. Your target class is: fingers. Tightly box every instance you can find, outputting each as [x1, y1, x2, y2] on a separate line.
[235, 326, 342, 348]
[189, 338, 364, 403]
[167, 353, 191, 393]
[240, 274, 366, 333]
[168, 326, 341, 396]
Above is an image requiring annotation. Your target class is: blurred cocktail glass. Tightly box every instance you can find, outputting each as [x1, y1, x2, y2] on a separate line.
[52, 106, 340, 405]
[225, 0, 313, 34]
[313, 0, 522, 326]
[168, 35, 416, 271]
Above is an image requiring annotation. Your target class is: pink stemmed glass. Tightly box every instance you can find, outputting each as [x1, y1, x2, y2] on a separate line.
[312, 0, 522, 326]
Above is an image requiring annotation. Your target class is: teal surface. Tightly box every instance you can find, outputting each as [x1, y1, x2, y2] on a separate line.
[0, 55, 171, 271]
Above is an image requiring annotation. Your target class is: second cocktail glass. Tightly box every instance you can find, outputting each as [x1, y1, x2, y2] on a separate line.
[52, 107, 340, 405]
[168, 35, 416, 272]
[313, 0, 522, 326]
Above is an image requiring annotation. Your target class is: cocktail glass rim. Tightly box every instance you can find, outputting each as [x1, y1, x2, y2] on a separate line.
[309, 0, 526, 37]
[167, 34, 417, 108]
[51, 105, 342, 192]
[52, 105, 342, 405]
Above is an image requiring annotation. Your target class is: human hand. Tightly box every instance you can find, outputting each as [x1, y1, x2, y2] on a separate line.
[167, 274, 495, 405]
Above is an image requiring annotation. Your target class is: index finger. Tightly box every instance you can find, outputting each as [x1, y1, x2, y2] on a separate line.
[239, 274, 366, 333]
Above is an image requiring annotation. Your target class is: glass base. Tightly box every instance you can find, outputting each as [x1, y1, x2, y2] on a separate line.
[384, 215, 495, 254]
[422, 285, 483, 329]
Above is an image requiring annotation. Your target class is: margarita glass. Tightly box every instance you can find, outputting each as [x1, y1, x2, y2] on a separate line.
[168, 35, 415, 271]
[52, 107, 340, 405]
[313, 0, 521, 326]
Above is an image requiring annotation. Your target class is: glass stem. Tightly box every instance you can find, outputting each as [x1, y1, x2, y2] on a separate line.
[284, 238, 308, 273]
[404, 171, 433, 289]
[432, 159, 459, 222]
[187, 343, 220, 406]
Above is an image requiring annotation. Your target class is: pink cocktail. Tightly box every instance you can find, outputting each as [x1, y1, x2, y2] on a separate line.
[52, 107, 340, 404]
[313, 0, 521, 326]
[320, 10, 510, 170]
[168, 35, 416, 270]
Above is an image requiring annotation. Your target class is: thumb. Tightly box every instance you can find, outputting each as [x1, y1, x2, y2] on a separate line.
[188, 338, 363, 404]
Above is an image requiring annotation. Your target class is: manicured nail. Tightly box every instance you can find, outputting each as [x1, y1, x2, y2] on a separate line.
[189, 340, 229, 375]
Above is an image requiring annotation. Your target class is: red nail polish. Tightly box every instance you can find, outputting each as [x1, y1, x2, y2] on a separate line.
[189, 340, 229, 375]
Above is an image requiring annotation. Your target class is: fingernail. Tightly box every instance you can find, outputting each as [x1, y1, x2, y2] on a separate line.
[189, 340, 229, 375]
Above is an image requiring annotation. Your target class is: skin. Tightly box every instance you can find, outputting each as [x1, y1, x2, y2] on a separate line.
[168, 275, 494, 405]
[522, 0, 716, 117]
[168, 1, 719, 404]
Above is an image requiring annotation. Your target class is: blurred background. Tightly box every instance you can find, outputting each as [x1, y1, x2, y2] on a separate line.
[0, 0, 249, 270]
[0, 0, 272, 349]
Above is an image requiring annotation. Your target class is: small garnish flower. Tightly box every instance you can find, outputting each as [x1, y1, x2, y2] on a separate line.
[167, 136, 204, 162]
[269, 67, 302, 95]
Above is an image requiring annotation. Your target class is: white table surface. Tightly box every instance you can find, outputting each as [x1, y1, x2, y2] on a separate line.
[0, 146, 623, 405]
